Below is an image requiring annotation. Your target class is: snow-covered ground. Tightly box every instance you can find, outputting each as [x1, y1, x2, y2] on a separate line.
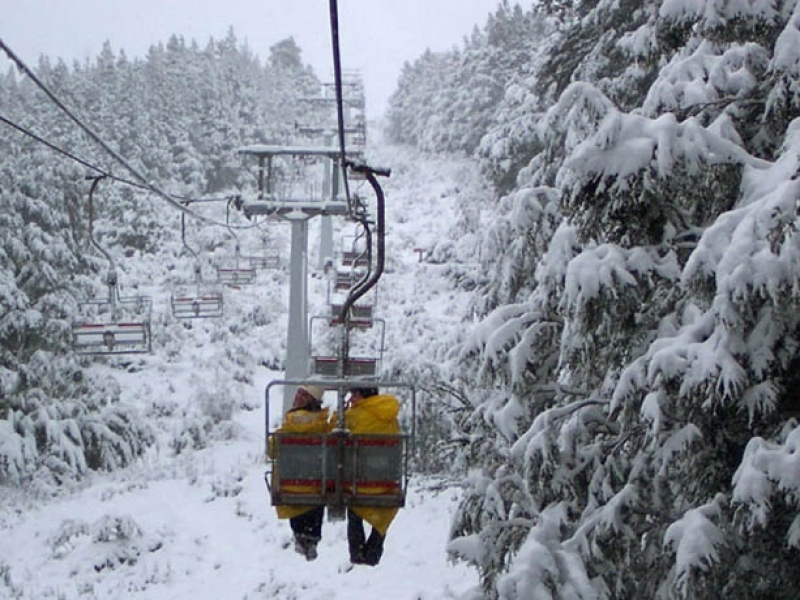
[0, 143, 484, 599]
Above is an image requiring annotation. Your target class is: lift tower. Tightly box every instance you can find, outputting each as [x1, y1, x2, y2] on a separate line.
[237, 144, 359, 412]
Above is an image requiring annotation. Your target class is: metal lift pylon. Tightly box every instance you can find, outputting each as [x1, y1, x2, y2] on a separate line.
[237, 144, 359, 413]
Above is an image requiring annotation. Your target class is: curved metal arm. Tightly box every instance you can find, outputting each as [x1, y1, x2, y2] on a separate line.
[85, 175, 115, 271]
[340, 165, 387, 321]
[226, 198, 243, 264]
[180, 210, 202, 283]
[84, 175, 118, 304]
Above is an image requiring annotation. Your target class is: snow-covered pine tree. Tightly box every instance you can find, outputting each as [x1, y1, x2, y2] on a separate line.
[0, 29, 319, 488]
[438, 0, 800, 597]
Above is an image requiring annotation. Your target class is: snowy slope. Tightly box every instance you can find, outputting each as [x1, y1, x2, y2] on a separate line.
[0, 143, 483, 599]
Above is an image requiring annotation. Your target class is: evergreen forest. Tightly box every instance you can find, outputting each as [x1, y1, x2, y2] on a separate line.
[3, 0, 800, 597]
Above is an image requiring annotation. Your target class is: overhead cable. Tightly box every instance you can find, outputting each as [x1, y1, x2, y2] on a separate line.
[0, 37, 244, 228]
[327, 0, 353, 211]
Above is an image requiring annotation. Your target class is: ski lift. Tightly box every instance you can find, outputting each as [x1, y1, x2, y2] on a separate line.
[216, 198, 257, 285]
[265, 1, 405, 518]
[72, 176, 152, 355]
[265, 378, 416, 519]
[171, 211, 223, 319]
[266, 160, 399, 517]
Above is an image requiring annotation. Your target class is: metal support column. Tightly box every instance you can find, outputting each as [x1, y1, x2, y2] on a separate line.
[318, 136, 335, 270]
[284, 211, 310, 412]
[319, 215, 334, 271]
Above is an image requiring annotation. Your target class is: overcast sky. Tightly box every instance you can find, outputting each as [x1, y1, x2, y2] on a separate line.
[1, 0, 505, 119]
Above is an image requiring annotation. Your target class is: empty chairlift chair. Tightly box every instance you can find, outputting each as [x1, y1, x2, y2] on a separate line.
[246, 229, 281, 270]
[333, 269, 361, 292]
[215, 243, 257, 285]
[341, 230, 370, 268]
[71, 176, 153, 355]
[72, 272, 153, 355]
[171, 279, 223, 318]
[171, 212, 223, 319]
[308, 311, 386, 379]
[216, 199, 257, 284]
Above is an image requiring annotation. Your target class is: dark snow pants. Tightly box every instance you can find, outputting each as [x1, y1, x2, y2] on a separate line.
[290, 506, 324, 541]
[347, 508, 384, 565]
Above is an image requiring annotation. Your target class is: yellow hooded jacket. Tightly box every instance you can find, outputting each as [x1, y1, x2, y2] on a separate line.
[343, 394, 402, 536]
[270, 407, 331, 520]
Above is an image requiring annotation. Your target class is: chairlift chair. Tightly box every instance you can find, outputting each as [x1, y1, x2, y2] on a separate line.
[216, 262, 257, 285]
[171, 212, 224, 319]
[264, 378, 416, 519]
[326, 268, 378, 316]
[308, 315, 386, 379]
[241, 243, 276, 271]
[333, 269, 361, 292]
[341, 250, 369, 268]
[328, 303, 374, 328]
[73, 289, 153, 355]
[340, 229, 370, 268]
[217, 199, 258, 285]
[72, 176, 153, 355]
[171, 291, 224, 319]
[310, 355, 379, 378]
[247, 230, 281, 270]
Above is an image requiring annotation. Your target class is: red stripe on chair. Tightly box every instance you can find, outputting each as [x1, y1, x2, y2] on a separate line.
[280, 437, 324, 445]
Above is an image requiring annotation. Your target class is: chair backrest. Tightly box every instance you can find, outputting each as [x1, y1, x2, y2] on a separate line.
[216, 267, 257, 285]
[269, 432, 406, 508]
[171, 292, 223, 318]
[311, 356, 378, 377]
[343, 434, 404, 504]
[72, 321, 151, 354]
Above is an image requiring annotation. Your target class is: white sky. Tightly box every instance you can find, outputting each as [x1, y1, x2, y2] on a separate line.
[1, 0, 504, 118]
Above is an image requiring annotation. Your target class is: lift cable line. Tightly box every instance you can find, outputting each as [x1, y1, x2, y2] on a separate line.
[328, 0, 353, 211]
[0, 109, 248, 227]
[0, 106, 256, 222]
[0, 112, 133, 184]
[0, 38, 252, 230]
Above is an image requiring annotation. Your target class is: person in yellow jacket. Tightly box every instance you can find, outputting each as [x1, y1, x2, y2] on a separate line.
[343, 386, 401, 566]
[270, 384, 330, 561]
